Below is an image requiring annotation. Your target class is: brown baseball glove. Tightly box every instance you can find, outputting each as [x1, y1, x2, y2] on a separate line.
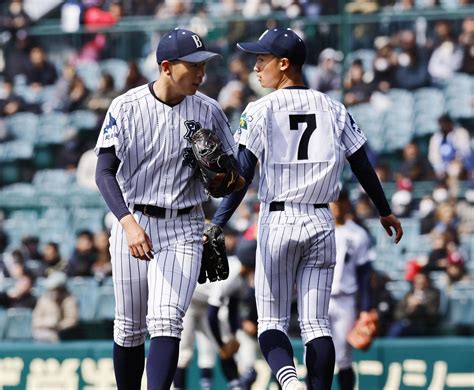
[346, 310, 379, 350]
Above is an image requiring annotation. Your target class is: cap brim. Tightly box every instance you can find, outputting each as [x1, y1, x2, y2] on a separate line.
[237, 42, 271, 54]
[178, 51, 222, 63]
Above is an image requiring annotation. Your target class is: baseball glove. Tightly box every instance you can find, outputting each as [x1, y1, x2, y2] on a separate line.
[198, 225, 229, 284]
[346, 311, 379, 350]
[190, 128, 243, 198]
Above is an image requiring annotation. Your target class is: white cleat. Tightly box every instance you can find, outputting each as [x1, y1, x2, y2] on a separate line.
[285, 380, 306, 390]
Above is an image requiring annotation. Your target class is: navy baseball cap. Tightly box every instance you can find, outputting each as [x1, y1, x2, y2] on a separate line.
[237, 28, 306, 65]
[156, 28, 222, 64]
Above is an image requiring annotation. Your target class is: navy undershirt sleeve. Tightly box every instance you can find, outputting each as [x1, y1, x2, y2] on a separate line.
[356, 262, 373, 312]
[95, 147, 131, 221]
[347, 146, 392, 217]
[212, 145, 257, 227]
[208, 304, 224, 346]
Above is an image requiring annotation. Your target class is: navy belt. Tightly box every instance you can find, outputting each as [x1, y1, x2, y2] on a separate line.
[269, 202, 328, 212]
[134, 204, 194, 218]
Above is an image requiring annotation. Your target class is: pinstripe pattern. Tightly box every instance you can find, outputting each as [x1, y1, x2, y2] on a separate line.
[235, 89, 366, 204]
[95, 83, 235, 347]
[110, 207, 205, 346]
[256, 202, 335, 344]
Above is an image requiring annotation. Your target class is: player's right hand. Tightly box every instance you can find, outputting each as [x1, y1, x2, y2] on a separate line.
[120, 214, 154, 261]
[379, 214, 403, 244]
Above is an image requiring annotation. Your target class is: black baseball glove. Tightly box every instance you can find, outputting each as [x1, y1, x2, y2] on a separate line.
[190, 128, 243, 198]
[198, 225, 230, 284]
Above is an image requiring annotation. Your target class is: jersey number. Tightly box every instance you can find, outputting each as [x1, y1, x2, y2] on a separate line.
[289, 114, 317, 160]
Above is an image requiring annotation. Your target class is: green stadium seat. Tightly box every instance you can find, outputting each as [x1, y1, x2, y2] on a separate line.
[69, 110, 98, 131]
[36, 113, 69, 145]
[2, 308, 33, 340]
[0, 308, 6, 340]
[67, 277, 99, 321]
[385, 280, 410, 301]
[95, 286, 115, 320]
[76, 60, 101, 92]
[100, 58, 129, 91]
[32, 169, 76, 189]
[6, 112, 39, 141]
[0, 140, 34, 162]
[448, 289, 474, 326]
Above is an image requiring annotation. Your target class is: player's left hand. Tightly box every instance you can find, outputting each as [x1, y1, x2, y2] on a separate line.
[219, 337, 240, 360]
[379, 214, 403, 244]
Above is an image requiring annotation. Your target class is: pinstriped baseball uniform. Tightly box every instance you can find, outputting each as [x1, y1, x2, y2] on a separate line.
[236, 88, 367, 344]
[329, 220, 372, 369]
[95, 84, 236, 347]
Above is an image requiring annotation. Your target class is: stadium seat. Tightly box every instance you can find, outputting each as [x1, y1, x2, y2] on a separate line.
[95, 286, 115, 320]
[69, 110, 98, 131]
[0, 308, 6, 340]
[36, 112, 69, 145]
[2, 308, 33, 340]
[67, 277, 99, 321]
[72, 207, 106, 234]
[32, 169, 76, 189]
[76, 60, 102, 92]
[385, 280, 410, 301]
[448, 289, 474, 326]
[6, 112, 39, 141]
[0, 140, 34, 162]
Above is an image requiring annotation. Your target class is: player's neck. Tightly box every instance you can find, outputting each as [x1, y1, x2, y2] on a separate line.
[275, 74, 306, 90]
[152, 79, 186, 105]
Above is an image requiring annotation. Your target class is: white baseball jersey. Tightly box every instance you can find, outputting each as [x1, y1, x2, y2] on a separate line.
[236, 88, 366, 204]
[95, 85, 236, 209]
[95, 83, 237, 347]
[237, 87, 367, 345]
[331, 220, 372, 296]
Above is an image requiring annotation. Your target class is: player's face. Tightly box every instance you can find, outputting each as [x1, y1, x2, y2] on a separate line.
[254, 54, 282, 89]
[169, 60, 206, 95]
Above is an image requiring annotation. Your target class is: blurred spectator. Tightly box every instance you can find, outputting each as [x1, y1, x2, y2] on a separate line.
[397, 142, 435, 181]
[4, 30, 32, 81]
[76, 34, 107, 62]
[369, 271, 395, 337]
[423, 230, 455, 273]
[68, 230, 98, 277]
[64, 75, 90, 112]
[92, 230, 111, 279]
[32, 272, 79, 342]
[0, 250, 36, 309]
[20, 235, 43, 261]
[25, 46, 58, 87]
[390, 177, 414, 217]
[42, 242, 67, 277]
[76, 148, 99, 190]
[428, 20, 463, 86]
[387, 272, 440, 337]
[123, 61, 148, 91]
[418, 195, 438, 234]
[428, 114, 471, 181]
[309, 48, 343, 93]
[218, 80, 246, 130]
[432, 201, 460, 236]
[0, 78, 27, 117]
[373, 36, 397, 93]
[457, 187, 474, 234]
[354, 193, 378, 219]
[343, 59, 374, 106]
[394, 30, 430, 90]
[86, 72, 120, 117]
[458, 16, 474, 75]
[0, 0, 31, 33]
[44, 63, 77, 112]
[374, 160, 393, 182]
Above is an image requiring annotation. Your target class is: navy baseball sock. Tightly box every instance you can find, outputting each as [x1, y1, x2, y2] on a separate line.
[113, 342, 145, 390]
[220, 357, 240, 381]
[305, 336, 335, 390]
[146, 336, 180, 390]
[259, 330, 298, 388]
[338, 367, 355, 390]
[173, 367, 186, 390]
[200, 368, 213, 390]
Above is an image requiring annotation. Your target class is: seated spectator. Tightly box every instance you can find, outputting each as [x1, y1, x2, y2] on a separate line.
[92, 230, 112, 279]
[387, 272, 440, 337]
[457, 186, 474, 234]
[444, 244, 468, 287]
[428, 114, 471, 181]
[369, 271, 395, 337]
[42, 242, 67, 277]
[86, 72, 119, 117]
[123, 61, 148, 91]
[0, 78, 28, 117]
[64, 75, 90, 112]
[343, 59, 374, 106]
[309, 48, 343, 93]
[458, 16, 474, 75]
[32, 272, 79, 342]
[390, 177, 414, 217]
[68, 230, 98, 277]
[43, 63, 77, 113]
[20, 235, 43, 261]
[372, 36, 397, 93]
[397, 142, 435, 181]
[432, 202, 460, 236]
[0, 250, 36, 309]
[428, 20, 463, 86]
[393, 30, 430, 90]
[25, 46, 58, 87]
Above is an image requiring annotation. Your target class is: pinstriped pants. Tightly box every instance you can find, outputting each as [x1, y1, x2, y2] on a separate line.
[109, 207, 205, 347]
[256, 203, 335, 344]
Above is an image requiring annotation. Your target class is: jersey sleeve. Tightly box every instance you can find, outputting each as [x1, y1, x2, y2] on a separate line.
[335, 102, 367, 157]
[235, 103, 265, 160]
[212, 102, 237, 156]
[94, 96, 129, 161]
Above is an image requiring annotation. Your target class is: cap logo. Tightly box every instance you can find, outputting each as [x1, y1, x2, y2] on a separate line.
[192, 35, 203, 48]
[258, 29, 269, 41]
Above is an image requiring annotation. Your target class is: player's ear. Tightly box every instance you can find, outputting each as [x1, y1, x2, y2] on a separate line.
[160, 60, 172, 75]
[279, 57, 290, 72]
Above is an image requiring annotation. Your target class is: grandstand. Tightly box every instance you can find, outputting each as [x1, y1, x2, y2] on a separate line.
[0, 1, 473, 388]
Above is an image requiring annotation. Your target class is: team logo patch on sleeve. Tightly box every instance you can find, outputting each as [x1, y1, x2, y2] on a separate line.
[348, 112, 362, 134]
[239, 113, 247, 130]
[103, 113, 117, 140]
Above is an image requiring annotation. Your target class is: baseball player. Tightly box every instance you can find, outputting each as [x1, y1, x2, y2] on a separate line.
[210, 28, 403, 390]
[94, 28, 242, 390]
[328, 189, 376, 390]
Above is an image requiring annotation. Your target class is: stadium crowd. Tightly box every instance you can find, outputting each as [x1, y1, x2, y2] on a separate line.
[0, 0, 472, 356]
